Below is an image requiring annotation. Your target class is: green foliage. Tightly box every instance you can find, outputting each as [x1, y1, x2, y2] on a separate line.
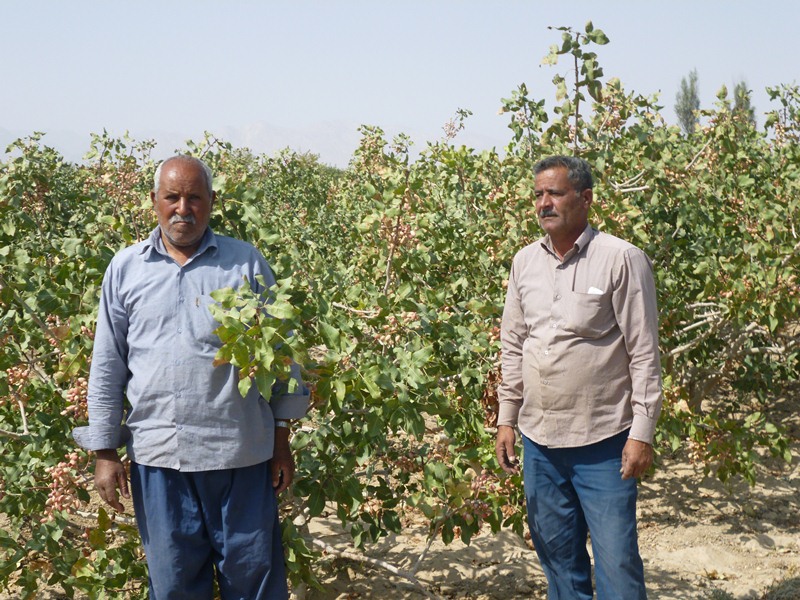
[0, 25, 797, 598]
[676, 68, 701, 134]
[209, 276, 304, 400]
[731, 80, 757, 128]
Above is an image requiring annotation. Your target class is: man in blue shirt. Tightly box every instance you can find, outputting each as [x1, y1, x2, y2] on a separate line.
[74, 155, 309, 599]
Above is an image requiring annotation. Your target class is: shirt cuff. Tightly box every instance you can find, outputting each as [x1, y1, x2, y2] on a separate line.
[628, 414, 657, 445]
[270, 392, 310, 420]
[72, 425, 131, 451]
[496, 402, 521, 428]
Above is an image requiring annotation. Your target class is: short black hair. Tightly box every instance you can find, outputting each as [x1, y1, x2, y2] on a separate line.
[533, 156, 593, 192]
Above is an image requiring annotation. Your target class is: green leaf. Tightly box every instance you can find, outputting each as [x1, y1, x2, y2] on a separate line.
[97, 507, 111, 531]
[255, 370, 276, 401]
[210, 287, 236, 303]
[268, 300, 295, 320]
[238, 376, 253, 398]
[586, 28, 610, 45]
[441, 521, 454, 545]
[308, 487, 326, 517]
[334, 379, 346, 402]
[319, 321, 341, 351]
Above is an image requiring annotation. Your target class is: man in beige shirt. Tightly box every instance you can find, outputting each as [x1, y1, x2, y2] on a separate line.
[496, 156, 662, 599]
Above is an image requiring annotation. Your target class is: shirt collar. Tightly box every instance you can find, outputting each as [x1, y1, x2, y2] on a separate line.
[540, 224, 595, 261]
[141, 226, 218, 262]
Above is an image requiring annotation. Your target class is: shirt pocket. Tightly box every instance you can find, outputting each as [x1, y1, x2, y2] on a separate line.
[562, 291, 616, 339]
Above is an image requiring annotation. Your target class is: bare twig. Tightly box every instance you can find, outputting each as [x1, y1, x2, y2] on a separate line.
[16, 398, 29, 435]
[685, 139, 712, 171]
[0, 428, 25, 439]
[411, 531, 439, 576]
[678, 313, 721, 334]
[608, 170, 646, 191]
[612, 185, 650, 194]
[687, 302, 723, 309]
[747, 346, 786, 355]
[75, 509, 137, 526]
[332, 302, 379, 317]
[595, 109, 613, 138]
[668, 325, 721, 358]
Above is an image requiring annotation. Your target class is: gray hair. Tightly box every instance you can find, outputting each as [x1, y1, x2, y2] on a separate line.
[534, 156, 593, 192]
[153, 155, 214, 196]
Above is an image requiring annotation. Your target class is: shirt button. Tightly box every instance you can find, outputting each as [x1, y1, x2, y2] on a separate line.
[551, 323, 557, 329]
[177, 328, 183, 334]
[542, 380, 549, 385]
[176, 392, 182, 398]
[555, 294, 561, 300]
[179, 297, 185, 303]
[544, 350, 550, 356]
[177, 425, 183, 431]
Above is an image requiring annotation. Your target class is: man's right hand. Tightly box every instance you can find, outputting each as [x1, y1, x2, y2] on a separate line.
[495, 425, 520, 474]
[94, 449, 130, 512]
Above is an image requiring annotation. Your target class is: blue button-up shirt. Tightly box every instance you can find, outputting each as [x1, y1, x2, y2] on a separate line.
[77, 227, 309, 471]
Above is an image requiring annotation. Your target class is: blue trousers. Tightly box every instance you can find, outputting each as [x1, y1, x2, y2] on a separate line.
[130, 461, 288, 600]
[522, 431, 647, 600]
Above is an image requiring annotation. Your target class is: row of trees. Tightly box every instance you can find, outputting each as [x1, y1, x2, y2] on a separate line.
[0, 23, 797, 598]
[675, 69, 756, 134]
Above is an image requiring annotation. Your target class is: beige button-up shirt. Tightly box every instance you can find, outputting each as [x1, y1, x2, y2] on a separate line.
[498, 225, 663, 447]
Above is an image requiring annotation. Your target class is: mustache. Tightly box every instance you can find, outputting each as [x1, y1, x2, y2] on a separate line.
[170, 214, 196, 224]
[539, 208, 558, 218]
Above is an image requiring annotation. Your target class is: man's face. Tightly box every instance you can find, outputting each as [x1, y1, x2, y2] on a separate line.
[534, 167, 592, 241]
[152, 160, 215, 254]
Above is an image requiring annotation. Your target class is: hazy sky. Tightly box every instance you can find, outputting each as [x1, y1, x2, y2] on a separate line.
[2, 1, 798, 166]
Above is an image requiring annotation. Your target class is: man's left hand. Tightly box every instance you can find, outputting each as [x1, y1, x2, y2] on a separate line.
[620, 438, 654, 480]
[271, 427, 295, 493]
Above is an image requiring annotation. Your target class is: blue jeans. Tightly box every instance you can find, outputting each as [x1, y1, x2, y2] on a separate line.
[130, 461, 288, 600]
[522, 431, 647, 600]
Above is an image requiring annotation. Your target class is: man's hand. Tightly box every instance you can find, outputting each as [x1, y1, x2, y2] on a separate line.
[495, 425, 520, 474]
[94, 449, 129, 512]
[621, 438, 654, 480]
[271, 426, 295, 494]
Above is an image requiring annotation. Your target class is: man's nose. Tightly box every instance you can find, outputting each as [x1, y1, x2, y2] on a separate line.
[536, 193, 552, 209]
[176, 198, 191, 215]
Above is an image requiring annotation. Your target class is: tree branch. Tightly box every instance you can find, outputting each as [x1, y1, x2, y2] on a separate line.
[685, 139, 712, 171]
[0, 427, 25, 439]
[332, 302, 379, 317]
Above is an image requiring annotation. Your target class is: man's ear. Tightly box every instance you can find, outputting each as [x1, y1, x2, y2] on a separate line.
[211, 190, 217, 207]
[150, 190, 156, 206]
[582, 188, 593, 207]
